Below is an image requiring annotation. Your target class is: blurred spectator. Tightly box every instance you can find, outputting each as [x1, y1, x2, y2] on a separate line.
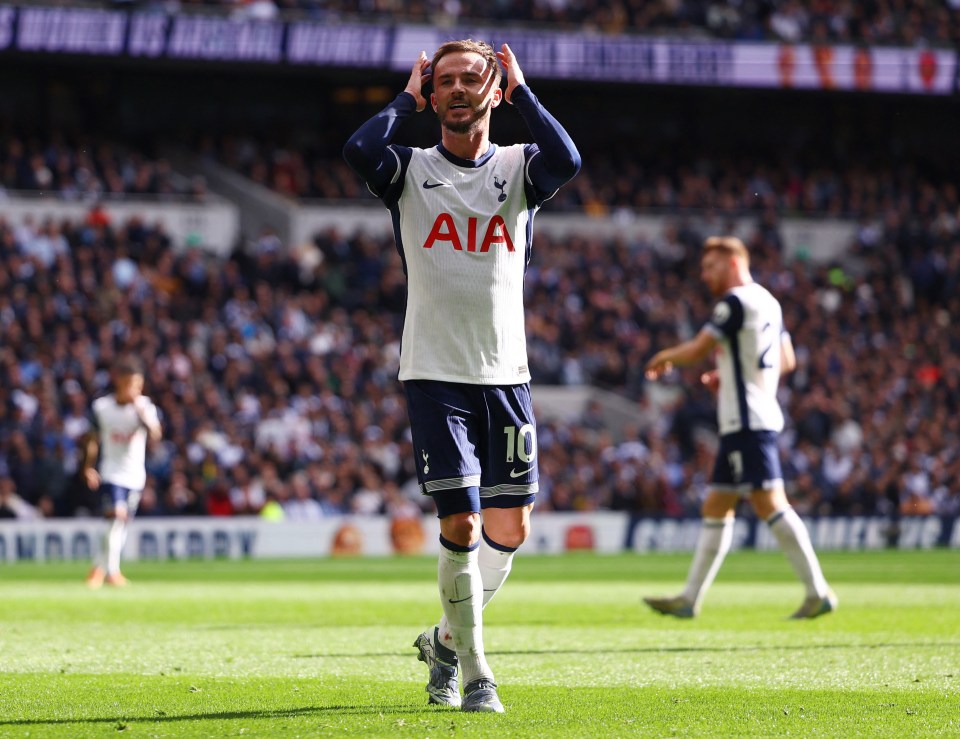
[283, 471, 324, 520]
[205, 482, 235, 516]
[0, 476, 41, 519]
[0, 127, 203, 202]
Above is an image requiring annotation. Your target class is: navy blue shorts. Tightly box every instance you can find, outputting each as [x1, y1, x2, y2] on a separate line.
[711, 430, 783, 494]
[404, 380, 538, 516]
[101, 483, 142, 516]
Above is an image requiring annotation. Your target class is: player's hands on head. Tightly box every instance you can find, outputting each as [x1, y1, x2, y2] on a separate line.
[404, 51, 432, 112]
[496, 43, 525, 104]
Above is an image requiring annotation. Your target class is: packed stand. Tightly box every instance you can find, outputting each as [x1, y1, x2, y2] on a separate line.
[0, 201, 957, 523]
[210, 135, 368, 202]
[556, 152, 960, 222]
[0, 128, 208, 203]
[107, 0, 960, 46]
[211, 135, 959, 223]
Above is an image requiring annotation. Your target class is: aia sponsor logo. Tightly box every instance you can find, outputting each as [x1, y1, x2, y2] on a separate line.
[109, 429, 138, 444]
[422, 213, 515, 252]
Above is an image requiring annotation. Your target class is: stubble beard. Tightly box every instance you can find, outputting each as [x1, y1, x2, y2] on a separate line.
[442, 98, 492, 136]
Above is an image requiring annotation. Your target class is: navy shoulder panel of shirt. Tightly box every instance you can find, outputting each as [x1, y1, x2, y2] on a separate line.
[510, 85, 581, 207]
[342, 92, 417, 202]
[380, 145, 413, 207]
[709, 294, 745, 337]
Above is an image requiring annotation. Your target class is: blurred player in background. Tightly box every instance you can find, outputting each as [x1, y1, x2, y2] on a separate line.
[83, 356, 162, 588]
[344, 39, 580, 712]
[643, 236, 837, 619]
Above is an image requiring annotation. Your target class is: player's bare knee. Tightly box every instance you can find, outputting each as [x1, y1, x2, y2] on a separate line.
[750, 487, 788, 520]
[439, 512, 482, 548]
[481, 504, 532, 549]
[701, 493, 737, 519]
[486, 523, 528, 550]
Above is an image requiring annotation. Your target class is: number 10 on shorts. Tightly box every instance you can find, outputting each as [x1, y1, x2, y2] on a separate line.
[503, 424, 537, 463]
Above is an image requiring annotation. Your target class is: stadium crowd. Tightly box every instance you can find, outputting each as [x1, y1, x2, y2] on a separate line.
[0, 128, 207, 203]
[9, 123, 952, 224]
[107, 0, 960, 46]
[211, 135, 958, 222]
[0, 189, 957, 524]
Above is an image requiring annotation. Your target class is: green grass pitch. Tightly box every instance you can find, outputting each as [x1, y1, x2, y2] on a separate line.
[1, 549, 958, 737]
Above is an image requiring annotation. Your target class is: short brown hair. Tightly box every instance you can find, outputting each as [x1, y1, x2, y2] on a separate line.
[115, 355, 145, 377]
[431, 39, 501, 89]
[703, 236, 749, 265]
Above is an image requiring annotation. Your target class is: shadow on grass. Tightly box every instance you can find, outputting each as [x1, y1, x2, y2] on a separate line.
[292, 641, 960, 659]
[0, 703, 443, 727]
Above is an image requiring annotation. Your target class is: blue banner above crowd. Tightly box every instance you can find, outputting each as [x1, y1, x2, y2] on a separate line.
[1, 5, 957, 95]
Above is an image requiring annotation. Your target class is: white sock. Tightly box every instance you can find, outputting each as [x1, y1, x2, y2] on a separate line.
[681, 517, 734, 607]
[438, 531, 516, 654]
[437, 539, 492, 686]
[768, 507, 829, 598]
[478, 530, 517, 608]
[106, 519, 127, 575]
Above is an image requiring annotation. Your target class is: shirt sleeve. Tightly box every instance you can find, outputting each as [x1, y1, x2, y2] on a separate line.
[511, 85, 581, 206]
[87, 407, 100, 432]
[704, 294, 744, 338]
[342, 92, 418, 200]
[142, 398, 161, 427]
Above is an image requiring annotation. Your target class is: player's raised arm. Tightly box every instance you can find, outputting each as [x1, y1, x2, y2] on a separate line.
[645, 329, 718, 380]
[342, 52, 430, 195]
[81, 430, 101, 490]
[497, 43, 580, 197]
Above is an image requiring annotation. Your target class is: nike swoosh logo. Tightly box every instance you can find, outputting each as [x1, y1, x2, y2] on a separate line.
[448, 595, 473, 604]
[509, 467, 534, 479]
[423, 180, 448, 189]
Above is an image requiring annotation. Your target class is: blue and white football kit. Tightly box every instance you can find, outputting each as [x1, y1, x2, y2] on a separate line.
[345, 75, 580, 711]
[404, 380, 537, 517]
[90, 394, 158, 514]
[645, 278, 835, 621]
[87, 393, 160, 583]
[703, 283, 788, 494]
[697, 282, 834, 616]
[345, 85, 578, 515]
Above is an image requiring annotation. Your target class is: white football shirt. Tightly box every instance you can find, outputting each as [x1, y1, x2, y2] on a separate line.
[704, 282, 786, 435]
[390, 143, 537, 384]
[91, 395, 159, 490]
